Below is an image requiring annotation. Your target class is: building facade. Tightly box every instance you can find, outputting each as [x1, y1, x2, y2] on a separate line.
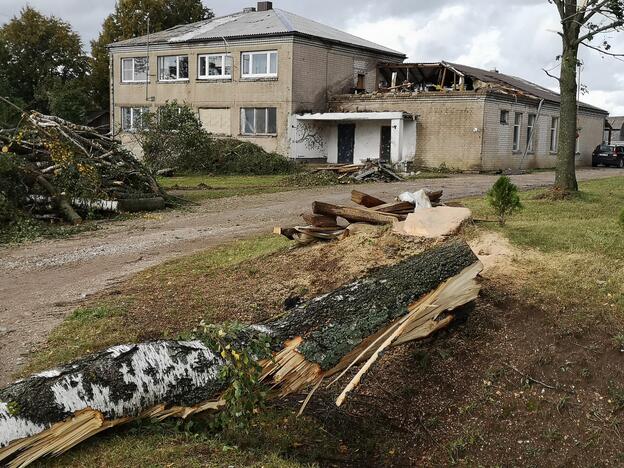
[109, 4, 608, 171]
[108, 2, 405, 158]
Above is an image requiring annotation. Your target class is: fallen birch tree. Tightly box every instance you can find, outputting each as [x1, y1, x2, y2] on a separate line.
[0, 241, 482, 467]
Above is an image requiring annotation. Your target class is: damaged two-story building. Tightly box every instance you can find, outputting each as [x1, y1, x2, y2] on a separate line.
[108, 2, 609, 171]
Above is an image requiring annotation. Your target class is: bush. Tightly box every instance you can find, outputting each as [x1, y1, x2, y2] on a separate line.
[487, 176, 522, 226]
[140, 102, 297, 175]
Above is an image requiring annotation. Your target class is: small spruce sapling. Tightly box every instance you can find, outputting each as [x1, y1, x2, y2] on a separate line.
[487, 176, 522, 226]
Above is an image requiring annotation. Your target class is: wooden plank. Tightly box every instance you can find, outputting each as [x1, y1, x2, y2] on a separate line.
[313, 201, 399, 225]
[351, 190, 386, 208]
[372, 201, 415, 213]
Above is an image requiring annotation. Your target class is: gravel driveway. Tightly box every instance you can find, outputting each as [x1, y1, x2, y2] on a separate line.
[0, 168, 621, 386]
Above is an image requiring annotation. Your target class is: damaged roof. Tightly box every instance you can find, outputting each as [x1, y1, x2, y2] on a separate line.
[109, 8, 405, 57]
[379, 61, 607, 114]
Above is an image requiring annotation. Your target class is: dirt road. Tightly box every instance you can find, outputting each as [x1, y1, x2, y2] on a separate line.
[0, 168, 621, 385]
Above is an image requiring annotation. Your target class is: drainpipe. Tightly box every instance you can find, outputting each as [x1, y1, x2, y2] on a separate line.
[520, 99, 544, 171]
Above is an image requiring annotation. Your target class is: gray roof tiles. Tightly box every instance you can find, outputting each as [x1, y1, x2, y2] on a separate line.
[109, 8, 404, 57]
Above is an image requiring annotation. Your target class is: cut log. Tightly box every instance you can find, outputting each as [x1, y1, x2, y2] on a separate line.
[117, 197, 165, 213]
[0, 241, 481, 467]
[313, 201, 400, 225]
[301, 213, 339, 228]
[351, 190, 386, 208]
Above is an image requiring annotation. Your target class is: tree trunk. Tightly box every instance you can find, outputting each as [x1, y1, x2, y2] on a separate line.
[0, 241, 482, 467]
[555, 38, 580, 192]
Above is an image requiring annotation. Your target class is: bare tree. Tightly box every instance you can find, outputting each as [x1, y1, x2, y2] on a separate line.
[549, 0, 624, 192]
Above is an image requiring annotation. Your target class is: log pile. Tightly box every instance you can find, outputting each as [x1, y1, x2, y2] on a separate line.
[275, 189, 444, 243]
[0, 108, 165, 224]
[0, 241, 482, 467]
[312, 159, 403, 183]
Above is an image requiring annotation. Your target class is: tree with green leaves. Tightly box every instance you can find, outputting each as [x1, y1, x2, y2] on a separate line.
[487, 176, 522, 226]
[90, 0, 214, 108]
[0, 7, 91, 124]
[548, 0, 624, 193]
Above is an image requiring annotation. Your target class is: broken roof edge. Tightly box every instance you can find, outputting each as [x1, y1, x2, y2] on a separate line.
[329, 88, 608, 114]
[377, 60, 608, 114]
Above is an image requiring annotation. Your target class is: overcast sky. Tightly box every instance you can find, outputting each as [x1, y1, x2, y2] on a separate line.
[2, 0, 624, 114]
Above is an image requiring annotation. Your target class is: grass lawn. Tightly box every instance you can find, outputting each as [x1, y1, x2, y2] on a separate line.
[159, 171, 451, 203]
[158, 174, 297, 202]
[463, 176, 624, 330]
[16, 176, 624, 467]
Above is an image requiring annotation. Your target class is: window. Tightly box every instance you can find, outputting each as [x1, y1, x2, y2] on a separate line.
[512, 112, 522, 151]
[550, 117, 559, 152]
[241, 108, 277, 135]
[526, 114, 536, 152]
[198, 54, 232, 79]
[121, 57, 148, 83]
[500, 110, 509, 125]
[121, 107, 148, 132]
[158, 55, 189, 81]
[241, 51, 278, 78]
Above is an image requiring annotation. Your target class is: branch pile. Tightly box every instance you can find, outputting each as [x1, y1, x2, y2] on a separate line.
[0, 241, 482, 467]
[312, 159, 403, 183]
[0, 109, 165, 225]
[275, 189, 444, 243]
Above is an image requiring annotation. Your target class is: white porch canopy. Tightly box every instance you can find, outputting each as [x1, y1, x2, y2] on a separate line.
[296, 112, 416, 122]
[291, 112, 417, 164]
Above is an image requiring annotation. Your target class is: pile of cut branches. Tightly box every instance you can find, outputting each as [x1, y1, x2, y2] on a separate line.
[0, 105, 165, 226]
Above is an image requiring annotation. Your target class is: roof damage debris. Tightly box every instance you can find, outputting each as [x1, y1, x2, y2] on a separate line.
[375, 61, 603, 112]
[274, 188, 447, 244]
[311, 159, 403, 183]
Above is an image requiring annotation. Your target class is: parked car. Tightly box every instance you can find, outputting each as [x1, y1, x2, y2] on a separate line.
[592, 144, 624, 168]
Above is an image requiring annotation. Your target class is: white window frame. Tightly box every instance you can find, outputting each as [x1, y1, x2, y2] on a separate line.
[512, 112, 522, 152]
[240, 107, 277, 135]
[121, 57, 148, 83]
[121, 107, 148, 132]
[158, 55, 189, 82]
[526, 114, 536, 152]
[241, 51, 278, 78]
[550, 117, 559, 152]
[198, 53, 232, 79]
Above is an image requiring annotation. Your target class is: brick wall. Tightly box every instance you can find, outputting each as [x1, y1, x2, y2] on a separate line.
[291, 39, 403, 114]
[331, 91, 607, 171]
[482, 97, 606, 170]
[330, 93, 486, 170]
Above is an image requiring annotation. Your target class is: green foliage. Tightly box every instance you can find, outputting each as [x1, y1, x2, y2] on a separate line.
[198, 322, 273, 431]
[90, 0, 213, 108]
[487, 175, 522, 226]
[0, 7, 91, 124]
[619, 208, 624, 227]
[140, 102, 297, 175]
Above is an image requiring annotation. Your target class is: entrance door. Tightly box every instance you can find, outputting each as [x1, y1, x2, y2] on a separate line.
[337, 124, 356, 164]
[380, 126, 392, 161]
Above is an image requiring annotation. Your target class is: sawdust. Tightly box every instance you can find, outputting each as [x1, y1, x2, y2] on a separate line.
[469, 231, 519, 279]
